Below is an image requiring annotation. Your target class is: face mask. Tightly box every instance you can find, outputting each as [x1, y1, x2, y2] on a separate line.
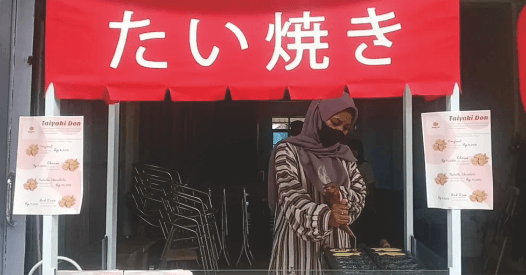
[319, 121, 345, 147]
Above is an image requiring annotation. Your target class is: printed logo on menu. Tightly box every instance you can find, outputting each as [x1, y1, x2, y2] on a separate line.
[28, 126, 35, 133]
[432, 122, 440, 129]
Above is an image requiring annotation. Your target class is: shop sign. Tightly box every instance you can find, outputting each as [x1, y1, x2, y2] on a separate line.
[46, 0, 459, 101]
[422, 111, 493, 210]
[13, 116, 84, 215]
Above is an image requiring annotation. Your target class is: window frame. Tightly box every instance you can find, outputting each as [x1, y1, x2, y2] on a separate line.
[271, 117, 304, 147]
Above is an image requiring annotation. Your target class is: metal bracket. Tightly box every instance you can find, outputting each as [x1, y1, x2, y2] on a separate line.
[6, 172, 16, 227]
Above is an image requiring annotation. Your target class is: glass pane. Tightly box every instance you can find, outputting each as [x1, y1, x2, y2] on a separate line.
[290, 117, 305, 122]
[272, 123, 289, 130]
[272, 117, 289, 123]
[273, 132, 289, 146]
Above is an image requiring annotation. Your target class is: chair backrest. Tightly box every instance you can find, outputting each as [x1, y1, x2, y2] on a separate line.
[163, 195, 205, 224]
[134, 163, 183, 185]
[170, 191, 208, 215]
[138, 173, 213, 210]
[136, 172, 171, 195]
[126, 192, 162, 228]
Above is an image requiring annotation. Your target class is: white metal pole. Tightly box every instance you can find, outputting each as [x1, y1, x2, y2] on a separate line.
[403, 85, 414, 252]
[43, 84, 60, 275]
[446, 83, 462, 275]
[106, 103, 120, 269]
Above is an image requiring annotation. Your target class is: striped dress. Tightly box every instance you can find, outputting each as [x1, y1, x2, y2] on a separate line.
[269, 142, 366, 275]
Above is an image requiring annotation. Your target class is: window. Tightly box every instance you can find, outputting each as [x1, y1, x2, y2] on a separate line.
[272, 117, 305, 147]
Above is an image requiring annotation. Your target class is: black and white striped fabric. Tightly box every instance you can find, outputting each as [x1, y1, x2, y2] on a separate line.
[269, 142, 366, 274]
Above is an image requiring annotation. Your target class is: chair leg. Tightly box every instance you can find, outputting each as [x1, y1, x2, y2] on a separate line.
[199, 228, 214, 271]
[244, 215, 254, 260]
[243, 234, 253, 266]
[196, 220, 215, 271]
[219, 201, 231, 266]
[221, 231, 231, 266]
[210, 225, 220, 261]
[204, 223, 219, 270]
[206, 233, 219, 270]
[198, 237, 211, 274]
[213, 220, 223, 255]
[160, 227, 176, 270]
[198, 236, 211, 272]
[241, 233, 252, 266]
[236, 241, 247, 266]
[246, 238, 255, 260]
[201, 215, 219, 267]
[243, 190, 254, 261]
[236, 196, 253, 266]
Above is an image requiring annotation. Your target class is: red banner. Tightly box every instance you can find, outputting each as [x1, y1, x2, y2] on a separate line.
[518, 8, 526, 113]
[46, 0, 460, 102]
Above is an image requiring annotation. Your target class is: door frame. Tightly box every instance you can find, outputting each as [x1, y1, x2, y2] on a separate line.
[0, 0, 36, 274]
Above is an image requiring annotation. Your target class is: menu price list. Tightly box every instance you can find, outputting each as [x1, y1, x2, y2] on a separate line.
[422, 111, 493, 210]
[13, 116, 84, 215]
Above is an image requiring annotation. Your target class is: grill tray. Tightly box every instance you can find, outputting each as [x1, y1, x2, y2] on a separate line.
[323, 246, 448, 275]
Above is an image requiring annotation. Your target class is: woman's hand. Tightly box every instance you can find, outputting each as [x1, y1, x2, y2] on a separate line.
[328, 199, 350, 228]
[380, 239, 391, 248]
[323, 184, 342, 207]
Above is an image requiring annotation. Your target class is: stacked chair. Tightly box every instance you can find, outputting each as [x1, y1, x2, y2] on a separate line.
[236, 188, 254, 266]
[220, 188, 231, 266]
[127, 163, 230, 273]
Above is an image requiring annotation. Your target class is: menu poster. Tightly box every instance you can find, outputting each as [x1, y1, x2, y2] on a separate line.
[422, 111, 493, 210]
[13, 116, 83, 215]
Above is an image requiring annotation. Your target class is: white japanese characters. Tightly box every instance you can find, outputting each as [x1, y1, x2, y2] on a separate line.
[189, 20, 249, 67]
[110, 11, 167, 69]
[109, 9, 402, 70]
[189, 19, 219, 67]
[347, 8, 402, 66]
[266, 11, 329, 71]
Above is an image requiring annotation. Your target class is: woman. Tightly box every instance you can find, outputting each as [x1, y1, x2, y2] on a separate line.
[268, 92, 366, 274]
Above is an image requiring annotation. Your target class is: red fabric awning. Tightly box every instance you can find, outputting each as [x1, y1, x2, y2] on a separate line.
[518, 7, 526, 113]
[46, 0, 460, 102]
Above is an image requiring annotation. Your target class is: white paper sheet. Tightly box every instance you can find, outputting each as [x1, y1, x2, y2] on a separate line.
[421, 111, 493, 210]
[13, 116, 84, 215]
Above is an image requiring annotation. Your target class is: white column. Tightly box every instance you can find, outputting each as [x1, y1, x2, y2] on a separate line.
[43, 84, 60, 275]
[403, 85, 414, 252]
[106, 103, 120, 269]
[446, 83, 462, 275]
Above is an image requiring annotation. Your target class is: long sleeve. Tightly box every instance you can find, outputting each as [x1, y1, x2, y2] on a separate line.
[274, 142, 332, 242]
[340, 161, 366, 224]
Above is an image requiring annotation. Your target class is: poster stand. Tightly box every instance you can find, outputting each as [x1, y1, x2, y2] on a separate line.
[446, 84, 462, 275]
[43, 84, 61, 275]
